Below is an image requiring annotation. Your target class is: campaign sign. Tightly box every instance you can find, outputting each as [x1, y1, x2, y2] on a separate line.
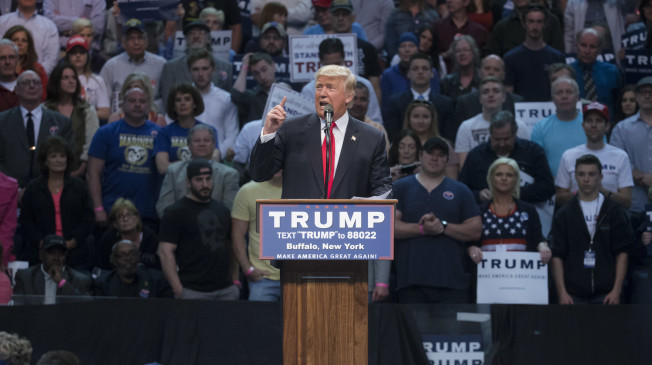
[262, 83, 314, 120]
[515, 101, 582, 131]
[259, 202, 394, 260]
[118, 0, 178, 22]
[623, 49, 652, 85]
[477, 251, 548, 304]
[288, 34, 358, 83]
[565, 51, 616, 65]
[172, 30, 232, 61]
[423, 334, 484, 365]
[621, 28, 648, 49]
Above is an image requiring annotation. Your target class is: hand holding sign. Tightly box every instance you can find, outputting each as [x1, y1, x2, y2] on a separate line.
[264, 96, 287, 135]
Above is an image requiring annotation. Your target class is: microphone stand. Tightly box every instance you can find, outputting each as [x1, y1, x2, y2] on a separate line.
[322, 109, 333, 199]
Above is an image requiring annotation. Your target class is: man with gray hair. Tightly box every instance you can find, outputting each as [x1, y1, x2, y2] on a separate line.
[531, 76, 586, 177]
[569, 28, 620, 113]
[0, 39, 19, 111]
[157, 124, 239, 218]
[0, 70, 73, 189]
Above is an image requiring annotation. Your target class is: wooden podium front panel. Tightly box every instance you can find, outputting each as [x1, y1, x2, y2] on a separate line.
[282, 260, 368, 365]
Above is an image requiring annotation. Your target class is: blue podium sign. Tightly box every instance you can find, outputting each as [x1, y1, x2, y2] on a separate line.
[258, 200, 395, 260]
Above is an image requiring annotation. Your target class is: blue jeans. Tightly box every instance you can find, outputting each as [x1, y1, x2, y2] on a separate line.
[248, 278, 281, 302]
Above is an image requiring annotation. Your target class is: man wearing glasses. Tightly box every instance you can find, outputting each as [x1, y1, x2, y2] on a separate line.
[0, 70, 72, 190]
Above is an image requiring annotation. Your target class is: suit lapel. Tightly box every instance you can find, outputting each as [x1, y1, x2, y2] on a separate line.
[37, 107, 56, 145]
[11, 108, 30, 150]
[331, 118, 361, 196]
[306, 114, 325, 197]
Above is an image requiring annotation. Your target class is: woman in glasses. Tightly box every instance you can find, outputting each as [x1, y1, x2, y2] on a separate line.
[94, 198, 160, 271]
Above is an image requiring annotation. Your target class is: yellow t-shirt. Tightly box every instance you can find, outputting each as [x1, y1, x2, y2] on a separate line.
[231, 180, 282, 280]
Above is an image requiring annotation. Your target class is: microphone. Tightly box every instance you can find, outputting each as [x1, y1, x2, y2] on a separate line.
[322, 104, 334, 199]
[324, 104, 334, 129]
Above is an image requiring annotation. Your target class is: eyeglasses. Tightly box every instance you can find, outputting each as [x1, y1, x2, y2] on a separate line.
[411, 99, 432, 106]
[117, 212, 137, 220]
[18, 79, 41, 87]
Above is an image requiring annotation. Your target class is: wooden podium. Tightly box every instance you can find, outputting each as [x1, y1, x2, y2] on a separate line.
[257, 199, 395, 365]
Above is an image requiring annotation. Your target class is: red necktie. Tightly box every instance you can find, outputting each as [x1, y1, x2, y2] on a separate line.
[322, 122, 336, 198]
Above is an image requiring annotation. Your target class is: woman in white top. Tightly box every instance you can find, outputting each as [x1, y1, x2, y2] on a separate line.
[64, 35, 110, 121]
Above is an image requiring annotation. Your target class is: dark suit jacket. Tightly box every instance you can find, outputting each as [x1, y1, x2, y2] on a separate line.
[382, 90, 454, 143]
[250, 114, 392, 199]
[93, 267, 171, 298]
[14, 265, 92, 296]
[0, 106, 73, 187]
[159, 54, 233, 111]
[452, 91, 524, 141]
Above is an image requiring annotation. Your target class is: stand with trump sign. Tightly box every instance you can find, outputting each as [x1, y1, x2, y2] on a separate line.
[257, 199, 396, 365]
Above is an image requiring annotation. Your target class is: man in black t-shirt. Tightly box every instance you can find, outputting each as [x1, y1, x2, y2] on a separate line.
[158, 159, 238, 300]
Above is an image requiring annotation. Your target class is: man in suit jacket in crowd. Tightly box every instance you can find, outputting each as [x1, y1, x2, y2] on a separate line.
[14, 235, 91, 303]
[0, 70, 72, 189]
[250, 64, 391, 199]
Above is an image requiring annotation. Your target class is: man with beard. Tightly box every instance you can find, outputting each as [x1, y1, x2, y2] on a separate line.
[244, 22, 288, 57]
[94, 240, 171, 298]
[159, 21, 233, 111]
[158, 159, 237, 300]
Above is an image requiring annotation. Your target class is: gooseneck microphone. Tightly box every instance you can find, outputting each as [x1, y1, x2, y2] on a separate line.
[322, 104, 334, 199]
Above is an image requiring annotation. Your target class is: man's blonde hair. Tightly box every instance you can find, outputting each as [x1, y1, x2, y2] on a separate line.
[314, 65, 356, 106]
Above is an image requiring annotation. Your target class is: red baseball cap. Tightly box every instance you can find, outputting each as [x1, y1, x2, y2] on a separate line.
[312, 0, 332, 8]
[66, 35, 89, 53]
[582, 101, 609, 121]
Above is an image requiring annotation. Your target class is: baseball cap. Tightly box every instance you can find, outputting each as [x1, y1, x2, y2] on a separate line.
[184, 21, 210, 35]
[582, 101, 609, 121]
[187, 158, 213, 179]
[66, 35, 89, 53]
[123, 18, 146, 35]
[312, 0, 332, 8]
[42, 235, 67, 252]
[330, 0, 353, 12]
[636, 76, 652, 90]
[261, 22, 286, 38]
[422, 137, 449, 155]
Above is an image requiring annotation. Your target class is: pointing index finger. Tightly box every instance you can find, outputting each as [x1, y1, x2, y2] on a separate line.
[279, 96, 287, 108]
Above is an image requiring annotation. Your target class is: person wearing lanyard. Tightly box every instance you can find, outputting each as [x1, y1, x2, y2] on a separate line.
[550, 154, 632, 305]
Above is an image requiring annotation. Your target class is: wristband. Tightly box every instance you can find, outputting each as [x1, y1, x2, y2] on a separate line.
[419, 224, 425, 235]
[57, 279, 66, 289]
[375, 283, 389, 288]
[246, 266, 255, 275]
[94, 206, 104, 212]
[233, 280, 242, 288]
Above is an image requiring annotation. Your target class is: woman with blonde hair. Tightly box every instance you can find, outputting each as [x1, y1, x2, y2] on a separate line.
[467, 157, 551, 264]
[402, 100, 459, 179]
[94, 198, 160, 271]
[108, 72, 166, 126]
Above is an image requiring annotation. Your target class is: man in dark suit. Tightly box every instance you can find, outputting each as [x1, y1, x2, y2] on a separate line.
[159, 21, 233, 111]
[382, 53, 454, 143]
[453, 55, 523, 135]
[250, 64, 391, 199]
[14, 235, 92, 303]
[0, 70, 73, 189]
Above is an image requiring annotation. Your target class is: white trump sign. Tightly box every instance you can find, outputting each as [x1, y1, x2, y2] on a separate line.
[288, 34, 358, 82]
[477, 251, 548, 304]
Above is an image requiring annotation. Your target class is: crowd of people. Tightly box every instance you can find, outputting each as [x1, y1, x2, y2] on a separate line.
[0, 0, 650, 312]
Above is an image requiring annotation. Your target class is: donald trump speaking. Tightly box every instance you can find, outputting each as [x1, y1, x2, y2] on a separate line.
[250, 65, 391, 199]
